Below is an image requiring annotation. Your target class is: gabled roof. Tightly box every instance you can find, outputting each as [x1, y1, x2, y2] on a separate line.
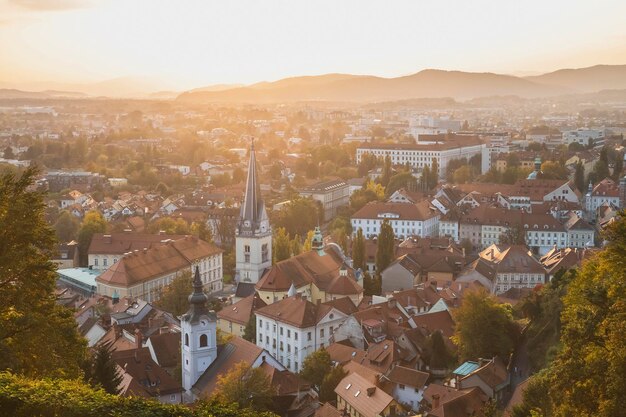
[192, 336, 267, 396]
[461, 357, 509, 390]
[88, 232, 187, 255]
[326, 342, 367, 366]
[335, 372, 395, 417]
[147, 332, 180, 368]
[478, 244, 545, 275]
[96, 236, 222, 287]
[217, 293, 266, 326]
[256, 247, 362, 297]
[386, 365, 429, 389]
[255, 295, 342, 328]
[112, 347, 183, 397]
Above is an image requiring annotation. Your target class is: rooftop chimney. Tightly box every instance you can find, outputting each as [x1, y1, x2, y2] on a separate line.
[432, 393, 440, 410]
[134, 328, 143, 350]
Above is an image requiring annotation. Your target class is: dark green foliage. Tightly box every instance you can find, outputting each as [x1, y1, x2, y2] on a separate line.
[352, 228, 366, 271]
[574, 161, 585, 193]
[272, 198, 322, 237]
[375, 219, 395, 274]
[0, 167, 87, 378]
[83, 342, 123, 395]
[452, 289, 519, 361]
[426, 331, 455, 370]
[0, 372, 278, 417]
[299, 348, 331, 389]
[499, 224, 526, 245]
[243, 314, 256, 343]
[319, 365, 347, 402]
[385, 172, 418, 196]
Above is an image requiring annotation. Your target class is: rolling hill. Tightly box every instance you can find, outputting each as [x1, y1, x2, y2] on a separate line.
[177, 65, 626, 104]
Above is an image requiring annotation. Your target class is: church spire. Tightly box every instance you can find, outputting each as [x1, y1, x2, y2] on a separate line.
[239, 139, 267, 234]
[184, 266, 209, 323]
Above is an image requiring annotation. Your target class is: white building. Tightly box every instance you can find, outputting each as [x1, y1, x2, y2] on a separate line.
[181, 267, 218, 394]
[356, 137, 484, 180]
[351, 201, 440, 240]
[235, 142, 272, 284]
[299, 179, 350, 220]
[255, 293, 349, 374]
[563, 128, 605, 147]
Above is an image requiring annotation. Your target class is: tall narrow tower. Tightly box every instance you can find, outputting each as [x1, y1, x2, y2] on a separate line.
[235, 141, 272, 283]
[181, 266, 217, 394]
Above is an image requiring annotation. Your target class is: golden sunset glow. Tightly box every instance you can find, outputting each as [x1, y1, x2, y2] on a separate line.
[1, 0, 625, 93]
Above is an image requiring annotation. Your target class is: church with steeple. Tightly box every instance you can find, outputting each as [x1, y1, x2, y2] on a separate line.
[181, 266, 217, 394]
[235, 141, 272, 283]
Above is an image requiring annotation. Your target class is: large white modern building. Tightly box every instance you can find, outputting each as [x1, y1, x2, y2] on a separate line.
[356, 137, 484, 179]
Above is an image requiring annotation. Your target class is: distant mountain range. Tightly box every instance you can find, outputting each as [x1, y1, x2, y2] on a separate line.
[1, 64, 625, 102]
[177, 64, 626, 103]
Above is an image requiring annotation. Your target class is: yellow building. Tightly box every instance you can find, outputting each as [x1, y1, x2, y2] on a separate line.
[216, 293, 266, 338]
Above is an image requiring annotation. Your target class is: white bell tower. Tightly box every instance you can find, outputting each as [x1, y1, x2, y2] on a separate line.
[235, 140, 272, 283]
[181, 266, 217, 394]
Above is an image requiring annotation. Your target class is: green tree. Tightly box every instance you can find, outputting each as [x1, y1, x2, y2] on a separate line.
[386, 172, 418, 197]
[0, 167, 87, 378]
[429, 158, 439, 189]
[537, 213, 626, 416]
[375, 219, 395, 274]
[54, 210, 80, 242]
[574, 161, 585, 193]
[214, 361, 276, 411]
[290, 234, 302, 257]
[352, 228, 366, 271]
[83, 341, 123, 395]
[272, 198, 322, 237]
[77, 210, 107, 266]
[243, 314, 256, 343]
[3, 146, 14, 159]
[273, 227, 291, 263]
[319, 365, 348, 402]
[426, 330, 454, 370]
[380, 155, 392, 187]
[499, 224, 526, 245]
[350, 180, 385, 212]
[452, 289, 518, 361]
[154, 271, 192, 316]
[300, 348, 331, 389]
[192, 220, 213, 243]
[453, 165, 474, 184]
[0, 371, 279, 417]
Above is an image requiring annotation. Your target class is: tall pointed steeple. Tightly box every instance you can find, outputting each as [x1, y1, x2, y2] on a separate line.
[235, 139, 272, 283]
[239, 139, 269, 235]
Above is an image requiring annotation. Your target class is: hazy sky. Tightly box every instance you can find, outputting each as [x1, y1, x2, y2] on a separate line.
[1, 0, 625, 90]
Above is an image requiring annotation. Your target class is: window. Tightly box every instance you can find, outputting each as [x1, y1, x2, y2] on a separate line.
[94, 258, 98, 266]
[199, 334, 208, 347]
[400, 384, 406, 390]
[280, 327, 283, 335]
[262, 243, 269, 263]
[103, 258, 108, 267]
[287, 329, 291, 338]
[295, 333, 298, 341]
[307, 332, 312, 341]
[259, 319, 263, 328]
[280, 341, 284, 351]
[184, 333, 189, 346]
[244, 245, 250, 262]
